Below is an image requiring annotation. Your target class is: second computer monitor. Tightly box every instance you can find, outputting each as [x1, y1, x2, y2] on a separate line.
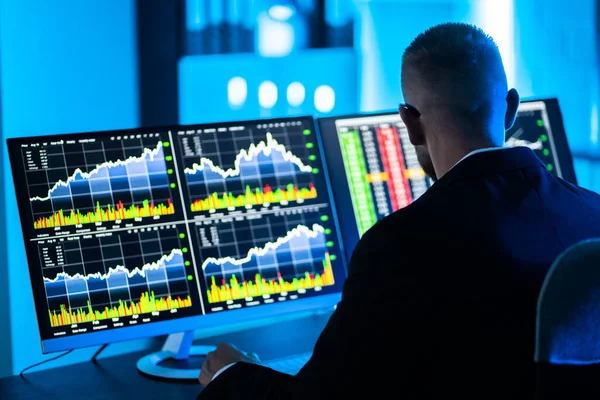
[318, 97, 577, 258]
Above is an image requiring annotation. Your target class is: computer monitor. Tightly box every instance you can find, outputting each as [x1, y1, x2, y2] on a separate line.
[317, 97, 577, 259]
[7, 116, 347, 379]
[506, 98, 576, 184]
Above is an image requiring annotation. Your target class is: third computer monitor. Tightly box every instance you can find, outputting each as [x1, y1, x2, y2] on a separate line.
[317, 97, 577, 259]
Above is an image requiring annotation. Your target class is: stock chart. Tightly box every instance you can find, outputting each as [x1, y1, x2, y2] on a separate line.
[40, 225, 199, 332]
[334, 115, 433, 236]
[170, 119, 345, 311]
[175, 121, 322, 217]
[193, 211, 341, 311]
[22, 134, 181, 235]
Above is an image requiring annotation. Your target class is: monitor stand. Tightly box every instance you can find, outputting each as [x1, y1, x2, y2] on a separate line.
[135, 306, 336, 380]
[136, 331, 213, 380]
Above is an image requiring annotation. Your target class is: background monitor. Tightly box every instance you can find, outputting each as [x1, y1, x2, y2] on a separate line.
[317, 97, 577, 259]
[7, 116, 347, 378]
[506, 98, 577, 183]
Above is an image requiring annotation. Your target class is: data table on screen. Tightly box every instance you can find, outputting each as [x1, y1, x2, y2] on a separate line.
[332, 115, 434, 236]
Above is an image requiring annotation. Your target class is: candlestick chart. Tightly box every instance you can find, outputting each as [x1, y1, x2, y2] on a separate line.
[180, 129, 320, 214]
[41, 226, 195, 327]
[26, 138, 177, 230]
[200, 220, 337, 304]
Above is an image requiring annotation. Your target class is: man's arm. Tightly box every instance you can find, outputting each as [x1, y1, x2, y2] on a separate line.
[197, 362, 301, 400]
[293, 231, 387, 389]
[197, 225, 416, 399]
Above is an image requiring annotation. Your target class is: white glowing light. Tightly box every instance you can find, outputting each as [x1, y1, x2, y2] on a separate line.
[227, 76, 247, 108]
[314, 85, 335, 113]
[259, 81, 278, 109]
[477, 0, 515, 88]
[287, 82, 306, 107]
[268, 5, 295, 21]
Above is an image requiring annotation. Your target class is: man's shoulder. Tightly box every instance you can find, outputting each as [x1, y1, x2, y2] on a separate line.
[362, 199, 430, 241]
[356, 182, 466, 253]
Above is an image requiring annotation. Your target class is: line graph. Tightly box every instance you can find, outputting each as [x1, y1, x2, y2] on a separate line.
[40, 226, 195, 327]
[24, 137, 179, 230]
[177, 125, 321, 214]
[197, 216, 339, 304]
[183, 133, 313, 178]
[506, 129, 544, 150]
[30, 143, 167, 202]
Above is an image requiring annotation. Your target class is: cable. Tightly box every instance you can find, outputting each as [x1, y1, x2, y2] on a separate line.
[19, 349, 73, 378]
[91, 344, 108, 363]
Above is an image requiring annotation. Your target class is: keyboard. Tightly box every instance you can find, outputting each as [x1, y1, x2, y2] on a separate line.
[263, 352, 312, 375]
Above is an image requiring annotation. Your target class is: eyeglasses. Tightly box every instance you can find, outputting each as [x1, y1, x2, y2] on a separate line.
[398, 103, 421, 117]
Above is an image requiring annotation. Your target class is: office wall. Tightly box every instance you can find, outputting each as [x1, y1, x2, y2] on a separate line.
[513, 0, 600, 191]
[179, 48, 358, 124]
[573, 158, 600, 192]
[355, 0, 463, 111]
[514, 0, 599, 155]
[0, 0, 146, 376]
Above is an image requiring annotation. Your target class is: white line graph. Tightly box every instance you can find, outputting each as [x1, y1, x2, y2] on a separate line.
[184, 132, 313, 177]
[30, 141, 166, 202]
[506, 128, 544, 150]
[202, 223, 325, 271]
[41, 226, 194, 327]
[44, 248, 183, 283]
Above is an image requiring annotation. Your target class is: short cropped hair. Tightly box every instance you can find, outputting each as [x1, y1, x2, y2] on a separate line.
[401, 23, 508, 127]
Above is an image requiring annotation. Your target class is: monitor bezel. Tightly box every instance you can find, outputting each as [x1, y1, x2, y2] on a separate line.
[6, 115, 347, 354]
[315, 97, 579, 260]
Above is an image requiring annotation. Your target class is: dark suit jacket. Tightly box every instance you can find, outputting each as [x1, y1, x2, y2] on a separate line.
[198, 147, 600, 399]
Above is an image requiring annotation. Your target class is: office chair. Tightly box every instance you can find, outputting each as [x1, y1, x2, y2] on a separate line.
[534, 238, 600, 399]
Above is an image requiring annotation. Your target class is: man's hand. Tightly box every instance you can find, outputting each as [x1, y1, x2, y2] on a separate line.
[198, 343, 261, 387]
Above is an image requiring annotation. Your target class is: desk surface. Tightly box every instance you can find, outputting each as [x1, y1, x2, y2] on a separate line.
[0, 312, 331, 400]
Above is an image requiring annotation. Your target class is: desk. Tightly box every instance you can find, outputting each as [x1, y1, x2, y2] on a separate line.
[0, 312, 331, 400]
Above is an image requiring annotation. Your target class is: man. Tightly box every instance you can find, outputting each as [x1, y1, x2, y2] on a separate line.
[197, 23, 600, 399]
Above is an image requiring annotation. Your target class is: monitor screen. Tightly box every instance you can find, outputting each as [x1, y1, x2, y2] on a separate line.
[317, 97, 577, 258]
[7, 116, 347, 352]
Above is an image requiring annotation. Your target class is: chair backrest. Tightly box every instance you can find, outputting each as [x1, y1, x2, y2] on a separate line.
[535, 238, 600, 364]
[534, 238, 600, 399]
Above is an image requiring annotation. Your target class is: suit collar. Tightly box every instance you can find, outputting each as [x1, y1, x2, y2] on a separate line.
[450, 146, 506, 172]
[428, 146, 545, 190]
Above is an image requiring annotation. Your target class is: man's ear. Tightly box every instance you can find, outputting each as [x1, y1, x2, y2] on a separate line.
[400, 107, 425, 146]
[504, 88, 520, 130]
